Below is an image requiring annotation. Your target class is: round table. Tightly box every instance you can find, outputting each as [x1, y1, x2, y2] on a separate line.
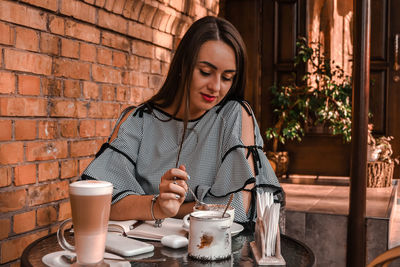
[21, 229, 315, 266]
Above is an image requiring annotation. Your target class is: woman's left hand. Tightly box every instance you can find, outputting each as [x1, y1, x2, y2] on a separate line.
[156, 165, 189, 218]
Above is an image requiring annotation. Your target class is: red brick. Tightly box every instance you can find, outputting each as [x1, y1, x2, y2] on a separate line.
[95, 0, 106, 8]
[28, 181, 69, 206]
[0, 97, 47, 117]
[18, 75, 40, 96]
[64, 79, 81, 98]
[48, 15, 64, 35]
[20, 0, 58, 11]
[122, 0, 135, 18]
[131, 40, 154, 58]
[161, 61, 169, 75]
[54, 58, 90, 80]
[88, 102, 119, 119]
[152, 9, 167, 30]
[61, 38, 79, 59]
[95, 120, 111, 137]
[37, 205, 57, 226]
[0, 1, 47, 31]
[26, 141, 68, 161]
[127, 21, 152, 42]
[113, 51, 127, 68]
[49, 99, 77, 117]
[116, 86, 128, 101]
[80, 43, 96, 62]
[76, 101, 88, 118]
[38, 120, 58, 139]
[79, 120, 96, 137]
[129, 0, 143, 20]
[13, 210, 35, 234]
[71, 139, 103, 157]
[60, 159, 77, 179]
[40, 32, 59, 55]
[149, 74, 163, 89]
[79, 157, 94, 174]
[123, 72, 148, 87]
[153, 30, 173, 49]
[151, 59, 161, 74]
[92, 64, 122, 84]
[0, 219, 10, 240]
[155, 47, 171, 63]
[0, 21, 14, 45]
[104, 0, 115, 11]
[157, 10, 171, 32]
[83, 0, 95, 4]
[65, 20, 100, 43]
[0, 189, 26, 213]
[0, 120, 12, 141]
[38, 161, 59, 181]
[43, 78, 62, 97]
[102, 85, 115, 101]
[15, 27, 38, 51]
[142, 88, 155, 101]
[14, 164, 36, 186]
[15, 120, 36, 140]
[98, 9, 127, 34]
[111, 0, 125, 14]
[60, 0, 96, 24]
[97, 47, 112, 66]
[0, 142, 24, 164]
[138, 4, 157, 26]
[0, 230, 47, 263]
[59, 120, 78, 138]
[130, 87, 143, 103]
[0, 71, 15, 94]
[0, 167, 12, 187]
[138, 57, 151, 73]
[165, 15, 175, 34]
[4, 49, 52, 75]
[128, 55, 139, 71]
[101, 31, 130, 52]
[59, 201, 71, 221]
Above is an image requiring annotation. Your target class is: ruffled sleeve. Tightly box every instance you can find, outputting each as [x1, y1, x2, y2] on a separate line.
[81, 106, 146, 204]
[195, 101, 282, 223]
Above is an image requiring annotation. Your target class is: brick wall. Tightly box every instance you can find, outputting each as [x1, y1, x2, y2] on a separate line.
[0, 0, 219, 265]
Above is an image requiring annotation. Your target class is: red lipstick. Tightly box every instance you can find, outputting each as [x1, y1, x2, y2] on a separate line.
[201, 93, 216, 102]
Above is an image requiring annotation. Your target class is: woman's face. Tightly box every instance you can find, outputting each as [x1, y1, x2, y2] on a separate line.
[186, 40, 236, 119]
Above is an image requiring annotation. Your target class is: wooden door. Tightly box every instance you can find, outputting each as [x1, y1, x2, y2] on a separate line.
[222, 0, 399, 178]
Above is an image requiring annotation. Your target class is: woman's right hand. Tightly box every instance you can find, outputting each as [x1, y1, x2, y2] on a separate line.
[156, 165, 189, 218]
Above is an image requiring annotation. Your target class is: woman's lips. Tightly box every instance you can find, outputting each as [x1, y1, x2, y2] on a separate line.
[201, 93, 216, 102]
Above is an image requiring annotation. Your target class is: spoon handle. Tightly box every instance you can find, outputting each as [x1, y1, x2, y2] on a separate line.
[222, 194, 234, 218]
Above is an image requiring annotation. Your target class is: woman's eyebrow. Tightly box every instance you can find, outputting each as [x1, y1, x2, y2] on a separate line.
[198, 61, 236, 73]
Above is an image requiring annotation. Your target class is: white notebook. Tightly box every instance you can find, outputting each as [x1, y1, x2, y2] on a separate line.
[108, 218, 187, 241]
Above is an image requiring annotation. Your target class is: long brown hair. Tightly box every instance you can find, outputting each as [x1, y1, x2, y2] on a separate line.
[146, 16, 248, 167]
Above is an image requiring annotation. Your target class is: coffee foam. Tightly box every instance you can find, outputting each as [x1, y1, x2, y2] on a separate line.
[69, 180, 113, 196]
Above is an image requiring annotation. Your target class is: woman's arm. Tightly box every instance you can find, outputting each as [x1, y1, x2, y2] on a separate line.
[241, 106, 256, 213]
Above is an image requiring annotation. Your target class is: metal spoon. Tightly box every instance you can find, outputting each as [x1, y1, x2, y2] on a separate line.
[185, 175, 209, 209]
[222, 194, 234, 218]
[61, 255, 166, 264]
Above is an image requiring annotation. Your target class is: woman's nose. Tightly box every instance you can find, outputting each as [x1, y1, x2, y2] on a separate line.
[208, 75, 221, 91]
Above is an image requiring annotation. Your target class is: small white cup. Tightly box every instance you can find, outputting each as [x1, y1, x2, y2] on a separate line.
[193, 204, 235, 226]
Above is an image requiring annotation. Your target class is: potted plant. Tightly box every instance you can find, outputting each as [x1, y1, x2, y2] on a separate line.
[265, 37, 353, 177]
[367, 124, 399, 187]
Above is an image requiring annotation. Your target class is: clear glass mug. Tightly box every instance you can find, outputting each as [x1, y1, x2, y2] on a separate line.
[57, 180, 113, 266]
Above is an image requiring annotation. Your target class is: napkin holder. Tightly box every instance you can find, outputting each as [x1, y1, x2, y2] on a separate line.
[250, 218, 286, 266]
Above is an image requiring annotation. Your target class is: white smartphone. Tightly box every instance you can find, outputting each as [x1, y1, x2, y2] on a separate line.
[105, 233, 154, 257]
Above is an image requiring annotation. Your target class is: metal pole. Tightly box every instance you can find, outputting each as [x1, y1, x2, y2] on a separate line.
[347, 0, 370, 266]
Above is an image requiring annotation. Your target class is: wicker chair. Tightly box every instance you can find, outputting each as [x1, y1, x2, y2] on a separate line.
[367, 246, 400, 267]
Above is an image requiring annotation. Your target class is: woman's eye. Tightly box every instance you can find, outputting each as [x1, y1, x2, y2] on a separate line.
[199, 69, 211, 76]
[222, 75, 234, 82]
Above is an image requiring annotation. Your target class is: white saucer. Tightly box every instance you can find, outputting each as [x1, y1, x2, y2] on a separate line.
[231, 222, 244, 237]
[182, 222, 244, 237]
[42, 251, 130, 267]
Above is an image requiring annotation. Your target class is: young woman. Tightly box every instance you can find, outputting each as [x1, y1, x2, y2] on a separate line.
[82, 16, 282, 226]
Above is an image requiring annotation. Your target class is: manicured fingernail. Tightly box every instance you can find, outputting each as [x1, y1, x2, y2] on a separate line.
[175, 194, 181, 199]
[187, 174, 191, 180]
